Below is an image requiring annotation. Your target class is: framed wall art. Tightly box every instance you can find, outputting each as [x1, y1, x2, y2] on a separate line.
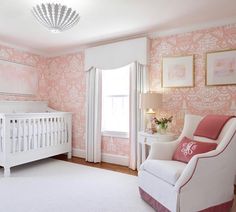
[162, 55, 194, 88]
[0, 59, 38, 95]
[206, 49, 236, 86]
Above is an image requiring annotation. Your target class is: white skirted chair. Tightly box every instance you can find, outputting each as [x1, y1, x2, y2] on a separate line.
[138, 114, 236, 212]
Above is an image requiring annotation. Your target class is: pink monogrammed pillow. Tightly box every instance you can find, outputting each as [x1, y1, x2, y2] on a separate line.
[173, 137, 217, 163]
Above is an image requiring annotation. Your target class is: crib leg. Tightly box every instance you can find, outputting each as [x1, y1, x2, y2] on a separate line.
[67, 151, 72, 159]
[4, 167, 11, 177]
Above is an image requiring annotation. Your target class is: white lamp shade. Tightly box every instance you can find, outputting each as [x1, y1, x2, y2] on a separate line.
[140, 93, 162, 110]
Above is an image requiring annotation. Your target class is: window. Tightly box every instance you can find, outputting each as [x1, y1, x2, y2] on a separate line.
[102, 65, 130, 136]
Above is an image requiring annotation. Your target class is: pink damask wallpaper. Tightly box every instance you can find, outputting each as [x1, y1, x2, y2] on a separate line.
[150, 24, 236, 134]
[45, 53, 86, 150]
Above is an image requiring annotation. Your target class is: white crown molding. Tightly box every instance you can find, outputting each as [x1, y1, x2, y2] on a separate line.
[148, 16, 236, 38]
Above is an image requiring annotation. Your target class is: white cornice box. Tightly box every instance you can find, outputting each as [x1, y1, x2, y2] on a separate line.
[85, 37, 149, 70]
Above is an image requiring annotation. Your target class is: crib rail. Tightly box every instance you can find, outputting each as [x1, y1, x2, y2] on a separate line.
[0, 115, 3, 153]
[0, 112, 72, 154]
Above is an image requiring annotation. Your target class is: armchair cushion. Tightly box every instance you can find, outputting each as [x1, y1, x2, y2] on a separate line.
[173, 137, 217, 163]
[140, 159, 186, 185]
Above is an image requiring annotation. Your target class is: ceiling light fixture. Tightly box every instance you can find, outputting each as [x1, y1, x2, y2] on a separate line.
[32, 3, 80, 33]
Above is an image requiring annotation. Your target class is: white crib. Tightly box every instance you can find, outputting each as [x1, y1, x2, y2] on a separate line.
[0, 101, 72, 177]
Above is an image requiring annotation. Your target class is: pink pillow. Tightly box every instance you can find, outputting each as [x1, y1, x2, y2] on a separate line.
[173, 137, 217, 163]
[193, 115, 235, 140]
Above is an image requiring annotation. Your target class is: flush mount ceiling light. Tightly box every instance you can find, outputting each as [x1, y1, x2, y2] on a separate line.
[32, 3, 80, 33]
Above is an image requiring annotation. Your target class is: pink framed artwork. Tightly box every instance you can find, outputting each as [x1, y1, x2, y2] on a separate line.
[206, 49, 236, 86]
[162, 55, 194, 88]
[0, 59, 38, 95]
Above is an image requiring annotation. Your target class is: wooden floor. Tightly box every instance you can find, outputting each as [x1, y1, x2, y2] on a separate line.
[53, 154, 138, 176]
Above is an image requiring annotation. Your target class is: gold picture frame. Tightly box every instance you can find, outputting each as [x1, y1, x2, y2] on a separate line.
[206, 49, 236, 86]
[161, 55, 194, 88]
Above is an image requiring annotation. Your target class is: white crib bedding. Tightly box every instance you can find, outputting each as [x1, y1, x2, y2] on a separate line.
[0, 122, 67, 153]
[0, 122, 65, 138]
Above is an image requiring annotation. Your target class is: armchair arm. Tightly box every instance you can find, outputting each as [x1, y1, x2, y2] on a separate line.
[147, 140, 179, 160]
[175, 129, 236, 194]
[174, 148, 234, 193]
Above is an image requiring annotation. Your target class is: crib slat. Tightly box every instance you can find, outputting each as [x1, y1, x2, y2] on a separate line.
[42, 118, 45, 148]
[61, 117, 63, 144]
[39, 119, 42, 148]
[59, 117, 62, 144]
[56, 117, 60, 144]
[46, 118, 49, 146]
[18, 119, 21, 152]
[65, 117, 68, 143]
[61, 117, 64, 144]
[51, 118, 54, 146]
[57, 117, 60, 144]
[54, 117, 58, 145]
[0, 119, 2, 152]
[54, 118, 56, 145]
[23, 119, 27, 151]
[28, 119, 31, 150]
[62, 117, 65, 144]
[53, 118, 55, 145]
[37, 119, 40, 148]
[12, 120, 15, 153]
[53, 118, 57, 145]
[33, 119, 36, 149]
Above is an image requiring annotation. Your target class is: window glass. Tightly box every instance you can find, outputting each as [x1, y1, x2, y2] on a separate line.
[102, 65, 129, 133]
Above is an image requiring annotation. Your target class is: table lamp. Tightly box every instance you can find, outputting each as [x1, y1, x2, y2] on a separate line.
[140, 92, 162, 132]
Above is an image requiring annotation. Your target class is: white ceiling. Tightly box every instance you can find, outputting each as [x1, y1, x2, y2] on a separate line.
[0, 0, 235, 56]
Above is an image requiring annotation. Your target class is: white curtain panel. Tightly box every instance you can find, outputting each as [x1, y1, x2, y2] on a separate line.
[85, 67, 102, 163]
[129, 62, 148, 170]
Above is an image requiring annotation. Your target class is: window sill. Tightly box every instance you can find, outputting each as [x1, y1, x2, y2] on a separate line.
[102, 131, 129, 139]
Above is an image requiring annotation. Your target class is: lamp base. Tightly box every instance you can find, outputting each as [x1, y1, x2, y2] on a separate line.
[145, 113, 155, 133]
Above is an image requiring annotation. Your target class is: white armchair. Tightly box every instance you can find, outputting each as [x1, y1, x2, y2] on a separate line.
[138, 114, 236, 212]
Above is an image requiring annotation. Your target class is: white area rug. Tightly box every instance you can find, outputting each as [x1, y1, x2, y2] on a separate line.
[0, 159, 154, 212]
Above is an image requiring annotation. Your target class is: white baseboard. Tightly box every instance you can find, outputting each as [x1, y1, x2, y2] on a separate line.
[72, 148, 129, 166]
[102, 153, 129, 166]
